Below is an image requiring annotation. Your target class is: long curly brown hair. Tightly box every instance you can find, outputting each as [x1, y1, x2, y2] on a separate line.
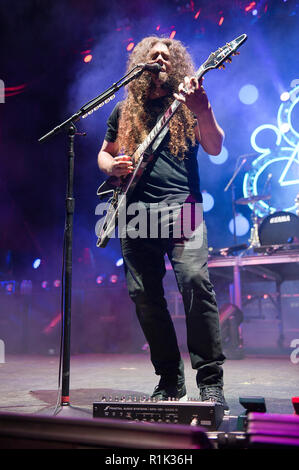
[117, 36, 197, 160]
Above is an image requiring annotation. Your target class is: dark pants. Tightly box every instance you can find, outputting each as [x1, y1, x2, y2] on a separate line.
[120, 204, 225, 388]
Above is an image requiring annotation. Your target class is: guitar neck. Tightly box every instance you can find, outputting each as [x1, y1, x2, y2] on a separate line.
[134, 64, 206, 161]
[135, 99, 180, 159]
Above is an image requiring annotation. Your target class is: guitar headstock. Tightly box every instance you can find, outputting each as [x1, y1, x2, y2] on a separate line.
[203, 34, 247, 72]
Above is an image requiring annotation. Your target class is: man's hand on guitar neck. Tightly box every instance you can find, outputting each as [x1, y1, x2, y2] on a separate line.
[174, 76, 208, 115]
[174, 76, 224, 156]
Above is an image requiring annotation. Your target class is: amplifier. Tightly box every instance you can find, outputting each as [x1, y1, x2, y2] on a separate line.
[93, 397, 224, 430]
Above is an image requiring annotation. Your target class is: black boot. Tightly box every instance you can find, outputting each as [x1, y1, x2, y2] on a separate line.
[151, 377, 187, 401]
[151, 359, 186, 401]
[200, 385, 229, 410]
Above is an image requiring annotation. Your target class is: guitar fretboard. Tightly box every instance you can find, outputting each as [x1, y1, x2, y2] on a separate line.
[136, 63, 206, 159]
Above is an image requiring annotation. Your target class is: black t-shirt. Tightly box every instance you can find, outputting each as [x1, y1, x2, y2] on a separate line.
[104, 101, 202, 205]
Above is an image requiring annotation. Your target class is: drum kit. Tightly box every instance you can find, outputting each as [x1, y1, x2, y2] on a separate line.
[235, 192, 299, 250]
[222, 155, 299, 255]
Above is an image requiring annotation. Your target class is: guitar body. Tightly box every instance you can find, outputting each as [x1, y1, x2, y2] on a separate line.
[96, 152, 155, 247]
[96, 34, 247, 248]
[97, 176, 121, 196]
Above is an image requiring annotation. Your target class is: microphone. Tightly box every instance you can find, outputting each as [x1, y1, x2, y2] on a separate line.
[139, 63, 163, 73]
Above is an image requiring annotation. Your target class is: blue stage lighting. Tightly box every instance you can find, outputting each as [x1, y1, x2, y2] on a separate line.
[33, 258, 41, 269]
[229, 214, 250, 236]
[209, 146, 228, 165]
[202, 191, 214, 212]
[116, 258, 124, 267]
[280, 91, 290, 101]
[239, 84, 259, 105]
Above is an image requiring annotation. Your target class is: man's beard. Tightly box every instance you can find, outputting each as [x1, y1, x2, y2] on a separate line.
[152, 72, 176, 94]
[143, 72, 177, 104]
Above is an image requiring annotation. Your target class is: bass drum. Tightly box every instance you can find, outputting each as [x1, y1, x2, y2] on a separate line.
[258, 211, 299, 246]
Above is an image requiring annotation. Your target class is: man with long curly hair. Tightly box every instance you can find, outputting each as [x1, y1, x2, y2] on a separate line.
[98, 36, 228, 409]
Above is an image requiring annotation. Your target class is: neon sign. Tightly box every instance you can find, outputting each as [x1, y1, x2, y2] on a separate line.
[243, 82, 299, 217]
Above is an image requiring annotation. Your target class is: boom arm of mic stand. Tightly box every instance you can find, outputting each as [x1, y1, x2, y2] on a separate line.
[38, 67, 144, 144]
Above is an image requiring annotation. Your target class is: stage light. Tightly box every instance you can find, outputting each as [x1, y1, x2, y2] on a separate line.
[218, 16, 224, 26]
[53, 280, 61, 288]
[194, 9, 201, 19]
[280, 91, 290, 101]
[127, 42, 135, 52]
[96, 275, 105, 285]
[169, 30, 176, 39]
[245, 2, 256, 12]
[84, 54, 92, 63]
[32, 258, 41, 269]
[252, 9, 258, 15]
[116, 258, 123, 267]
[208, 145, 228, 164]
[229, 214, 250, 236]
[43, 314, 61, 335]
[239, 84, 259, 105]
[41, 281, 49, 289]
[4, 83, 27, 98]
[5, 282, 15, 293]
[202, 191, 214, 212]
[109, 274, 118, 284]
[280, 122, 290, 133]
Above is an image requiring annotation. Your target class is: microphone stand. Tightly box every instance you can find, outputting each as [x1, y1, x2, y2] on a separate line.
[224, 158, 247, 311]
[224, 157, 247, 245]
[38, 65, 146, 417]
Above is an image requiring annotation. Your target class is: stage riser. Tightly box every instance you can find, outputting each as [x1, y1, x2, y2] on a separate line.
[0, 288, 298, 354]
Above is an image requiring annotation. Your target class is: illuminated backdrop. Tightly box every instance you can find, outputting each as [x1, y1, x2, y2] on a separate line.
[0, 0, 298, 286]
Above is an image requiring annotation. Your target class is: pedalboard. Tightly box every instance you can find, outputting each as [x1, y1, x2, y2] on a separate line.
[93, 397, 224, 430]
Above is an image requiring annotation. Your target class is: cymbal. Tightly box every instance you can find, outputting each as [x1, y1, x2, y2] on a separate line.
[235, 194, 271, 205]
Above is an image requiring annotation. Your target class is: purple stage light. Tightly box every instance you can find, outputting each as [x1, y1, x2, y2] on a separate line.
[96, 275, 105, 285]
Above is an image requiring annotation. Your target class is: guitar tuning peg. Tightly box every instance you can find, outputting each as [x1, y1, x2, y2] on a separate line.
[232, 51, 240, 56]
[218, 64, 226, 70]
[225, 57, 232, 63]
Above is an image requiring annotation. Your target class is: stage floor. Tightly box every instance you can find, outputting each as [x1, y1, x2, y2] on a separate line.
[0, 352, 297, 424]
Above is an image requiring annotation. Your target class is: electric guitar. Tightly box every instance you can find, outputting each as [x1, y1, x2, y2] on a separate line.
[96, 33, 247, 248]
